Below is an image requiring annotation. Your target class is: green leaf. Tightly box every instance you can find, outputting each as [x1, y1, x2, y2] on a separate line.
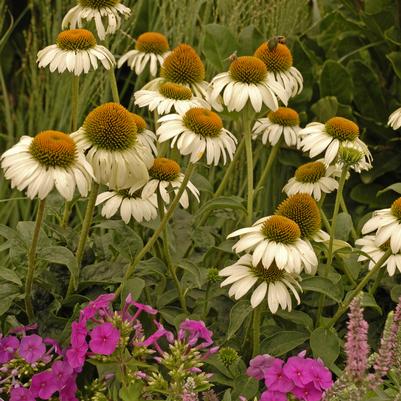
[334, 212, 353, 241]
[320, 60, 353, 104]
[179, 260, 205, 289]
[238, 25, 264, 56]
[391, 285, 401, 303]
[227, 300, 252, 340]
[301, 277, 343, 302]
[195, 196, 245, 220]
[377, 183, 401, 195]
[232, 375, 258, 399]
[0, 283, 21, 315]
[120, 277, 146, 304]
[310, 327, 340, 366]
[311, 96, 338, 121]
[119, 382, 143, 401]
[361, 292, 382, 314]
[222, 389, 232, 401]
[261, 330, 309, 356]
[387, 51, 401, 79]
[276, 310, 314, 331]
[0, 267, 22, 286]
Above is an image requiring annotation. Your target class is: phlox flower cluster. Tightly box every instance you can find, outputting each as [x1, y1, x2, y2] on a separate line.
[247, 352, 333, 401]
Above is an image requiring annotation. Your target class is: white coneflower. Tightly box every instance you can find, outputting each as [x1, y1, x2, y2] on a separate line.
[96, 188, 157, 224]
[283, 160, 339, 201]
[356, 236, 401, 277]
[37, 29, 115, 76]
[299, 117, 372, 165]
[131, 113, 157, 156]
[219, 254, 302, 312]
[253, 107, 301, 147]
[1, 130, 93, 200]
[118, 32, 170, 76]
[142, 158, 199, 209]
[157, 107, 237, 165]
[135, 82, 209, 115]
[62, 0, 131, 41]
[388, 107, 401, 130]
[361, 197, 401, 253]
[275, 193, 329, 242]
[71, 103, 153, 191]
[254, 41, 303, 99]
[337, 141, 372, 173]
[228, 215, 318, 275]
[209, 56, 287, 113]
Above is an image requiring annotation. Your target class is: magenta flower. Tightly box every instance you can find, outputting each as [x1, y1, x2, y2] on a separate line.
[66, 343, 88, 369]
[80, 293, 114, 322]
[136, 320, 174, 349]
[59, 376, 78, 401]
[305, 359, 332, 390]
[0, 335, 19, 363]
[44, 338, 62, 355]
[10, 387, 36, 401]
[71, 321, 88, 347]
[265, 359, 294, 392]
[178, 319, 213, 347]
[89, 322, 120, 355]
[30, 370, 58, 399]
[260, 390, 287, 401]
[283, 356, 310, 387]
[52, 360, 73, 388]
[247, 354, 276, 380]
[292, 383, 322, 401]
[19, 334, 46, 364]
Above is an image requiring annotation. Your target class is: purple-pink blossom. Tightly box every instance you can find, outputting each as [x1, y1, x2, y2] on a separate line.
[89, 322, 120, 355]
[0, 335, 19, 363]
[265, 359, 294, 393]
[283, 356, 310, 387]
[30, 370, 58, 399]
[59, 376, 78, 401]
[52, 360, 73, 389]
[66, 344, 88, 369]
[19, 334, 46, 364]
[292, 383, 322, 401]
[247, 354, 276, 380]
[79, 293, 114, 322]
[178, 319, 213, 348]
[71, 321, 88, 347]
[306, 359, 333, 390]
[260, 390, 287, 401]
[136, 320, 174, 351]
[10, 387, 36, 401]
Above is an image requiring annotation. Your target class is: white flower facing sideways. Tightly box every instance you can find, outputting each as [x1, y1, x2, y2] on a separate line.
[283, 159, 339, 201]
[337, 141, 372, 173]
[135, 81, 210, 116]
[388, 107, 401, 130]
[1, 130, 93, 200]
[209, 56, 287, 113]
[118, 32, 170, 77]
[299, 116, 372, 165]
[157, 107, 237, 165]
[253, 107, 301, 147]
[219, 254, 302, 313]
[228, 215, 318, 275]
[362, 197, 401, 253]
[356, 235, 401, 277]
[37, 29, 115, 76]
[131, 113, 158, 156]
[62, 0, 131, 41]
[96, 187, 158, 224]
[142, 158, 200, 209]
[71, 103, 153, 191]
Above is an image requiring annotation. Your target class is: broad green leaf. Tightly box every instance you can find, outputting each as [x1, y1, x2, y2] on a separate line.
[311, 96, 338, 121]
[0, 267, 22, 286]
[121, 277, 146, 304]
[222, 389, 232, 401]
[361, 292, 382, 314]
[119, 381, 143, 401]
[227, 299, 252, 340]
[0, 283, 21, 316]
[385, 26, 401, 45]
[276, 310, 314, 331]
[195, 196, 245, 220]
[334, 212, 353, 241]
[320, 60, 353, 104]
[301, 277, 343, 302]
[377, 183, 401, 195]
[262, 330, 309, 356]
[232, 375, 258, 399]
[179, 260, 205, 289]
[238, 25, 264, 56]
[310, 327, 340, 366]
[387, 52, 401, 80]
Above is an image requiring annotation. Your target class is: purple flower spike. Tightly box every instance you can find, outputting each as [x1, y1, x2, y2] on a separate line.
[19, 334, 46, 364]
[89, 322, 120, 355]
[246, 354, 276, 380]
[264, 359, 294, 393]
[30, 370, 58, 399]
[0, 336, 19, 363]
[178, 319, 213, 348]
[10, 387, 36, 401]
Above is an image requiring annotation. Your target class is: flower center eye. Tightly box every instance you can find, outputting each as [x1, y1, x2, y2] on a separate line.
[261, 215, 301, 244]
[160, 44, 205, 84]
[83, 103, 137, 151]
[149, 157, 180, 181]
[56, 29, 97, 51]
[135, 32, 169, 54]
[325, 117, 359, 141]
[78, 0, 120, 8]
[30, 130, 76, 168]
[183, 108, 223, 138]
[229, 56, 267, 84]
[276, 193, 321, 238]
[268, 107, 300, 126]
[391, 197, 401, 220]
[251, 261, 285, 282]
[159, 82, 192, 100]
[254, 42, 293, 72]
[295, 161, 326, 183]
[131, 113, 147, 134]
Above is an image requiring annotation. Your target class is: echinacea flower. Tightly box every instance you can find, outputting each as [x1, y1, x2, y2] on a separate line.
[283, 160, 339, 201]
[131, 113, 157, 155]
[157, 107, 237, 165]
[62, 0, 131, 41]
[135, 81, 209, 115]
[219, 254, 302, 312]
[228, 215, 318, 274]
[89, 322, 120, 355]
[356, 235, 401, 276]
[253, 107, 301, 147]
[37, 29, 115, 76]
[1, 130, 94, 200]
[118, 32, 170, 76]
[299, 116, 371, 165]
[254, 41, 303, 99]
[209, 56, 287, 112]
[96, 187, 158, 224]
[337, 141, 372, 173]
[18, 334, 46, 364]
[142, 157, 200, 208]
[388, 107, 401, 130]
[30, 371, 58, 399]
[361, 196, 401, 253]
[71, 102, 154, 190]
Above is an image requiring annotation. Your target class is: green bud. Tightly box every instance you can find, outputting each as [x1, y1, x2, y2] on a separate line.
[218, 347, 239, 368]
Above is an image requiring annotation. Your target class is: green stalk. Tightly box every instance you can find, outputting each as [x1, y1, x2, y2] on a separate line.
[340, 194, 358, 241]
[114, 163, 196, 301]
[252, 303, 262, 356]
[244, 116, 254, 226]
[108, 68, 120, 103]
[25, 199, 46, 322]
[369, 268, 385, 296]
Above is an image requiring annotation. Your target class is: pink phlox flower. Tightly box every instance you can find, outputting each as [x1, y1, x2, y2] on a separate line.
[30, 370, 58, 399]
[44, 338, 62, 355]
[52, 360, 73, 389]
[260, 390, 287, 401]
[178, 319, 213, 348]
[265, 359, 294, 393]
[292, 383, 323, 401]
[305, 359, 333, 390]
[9, 323, 38, 335]
[19, 334, 46, 364]
[66, 343, 88, 369]
[10, 386, 36, 401]
[246, 354, 276, 380]
[89, 322, 120, 355]
[59, 376, 78, 401]
[71, 321, 88, 347]
[123, 294, 158, 320]
[283, 356, 312, 387]
[0, 335, 19, 363]
[135, 321, 174, 354]
[79, 293, 114, 322]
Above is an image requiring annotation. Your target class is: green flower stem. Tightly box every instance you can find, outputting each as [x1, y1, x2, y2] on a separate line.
[203, 282, 211, 320]
[114, 163, 196, 301]
[108, 68, 120, 103]
[157, 192, 188, 313]
[340, 194, 358, 241]
[252, 303, 263, 357]
[25, 198, 46, 322]
[67, 182, 99, 296]
[326, 249, 392, 328]
[369, 267, 385, 296]
[244, 116, 254, 226]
